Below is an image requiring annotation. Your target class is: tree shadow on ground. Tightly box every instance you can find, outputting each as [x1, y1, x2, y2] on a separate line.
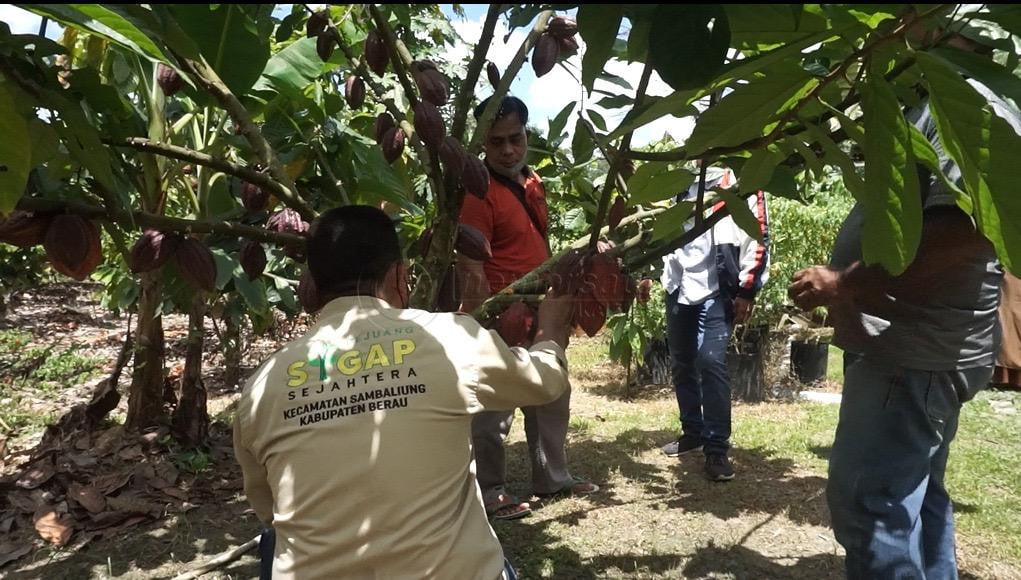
[680, 542, 843, 579]
[588, 379, 674, 402]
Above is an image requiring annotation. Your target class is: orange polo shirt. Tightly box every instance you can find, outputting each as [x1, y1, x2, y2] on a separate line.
[459, 166, 549, 293]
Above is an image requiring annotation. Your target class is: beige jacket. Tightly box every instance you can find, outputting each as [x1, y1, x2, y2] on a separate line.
[234, 296, 568, 579]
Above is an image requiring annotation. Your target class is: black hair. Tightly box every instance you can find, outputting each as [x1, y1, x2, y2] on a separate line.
[306, 205, 402, 296]
[473, 95, 529, 126]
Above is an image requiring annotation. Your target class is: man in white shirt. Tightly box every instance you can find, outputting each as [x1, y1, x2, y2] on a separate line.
[659, 168, 770, 481]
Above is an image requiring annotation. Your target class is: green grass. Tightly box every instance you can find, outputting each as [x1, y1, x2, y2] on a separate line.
[826, 344, 844, 384]
[0, 329, 103, 438]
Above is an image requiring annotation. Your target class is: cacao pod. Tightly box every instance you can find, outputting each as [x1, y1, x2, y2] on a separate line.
[345, 75, 366, 109]
[531, 33, 559, 78]
[438, 136, 467, 178]
[546, 249, 585, 297]
[241, 182, 269, 212]
[364, 29, 388, 76]
[548, 16, 578, 39]
[607, 196, 628, 232]
[240, 240, 267, 280]
[375, 113, 396, 144]
[456, 223, 492, 262]
[0, 211, 53, 247]
[573, 286, 606, 337]
[435, 264, 461, 313]
[316, 30, 336, 62]
[298, 268, 322, 313]
[636, 278, 653, 304]
[497, 301, 537, 347]
[157, 64, 184, 96]
[557, 36, 579, 59]
[174, 237, 217, 292]
[582, 252, 628, 310]
[306, 10, 329, 38]
[381, 127, 406, 164]
[413, 100, 445, 152]
[267, 208, 310, 236]
[129, 230, 182, 274]
[462, 155, 490, 200]
[486, 61, 501, 88]
[43, 215, 101, 281]
[411, 60, 449, 106]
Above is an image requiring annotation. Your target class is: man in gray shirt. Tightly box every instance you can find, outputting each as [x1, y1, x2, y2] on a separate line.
[789, 87, 1009, 578]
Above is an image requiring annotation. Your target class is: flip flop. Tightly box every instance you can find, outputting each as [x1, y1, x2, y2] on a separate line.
[485, 495, 532, 521]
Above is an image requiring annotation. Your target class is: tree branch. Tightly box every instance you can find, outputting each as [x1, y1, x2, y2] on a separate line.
[17, 197, 306, 246]
[450, 4, 502, 142]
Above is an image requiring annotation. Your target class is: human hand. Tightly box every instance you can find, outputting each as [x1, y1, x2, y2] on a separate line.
[788, 266, 844, 310]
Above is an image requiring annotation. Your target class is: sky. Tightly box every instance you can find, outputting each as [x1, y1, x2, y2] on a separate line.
[0, 4, 695, 147]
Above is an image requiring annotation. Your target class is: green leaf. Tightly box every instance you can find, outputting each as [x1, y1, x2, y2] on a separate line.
[790, 139, 822, 180]
[20, 4, 171, 62]
[210, 248, 237, 291]
[918, 52, 1021, 274]
[712, 27, 843, 87]
[801, 120, 864, 200]
[607, 92, 697, 141]
[626, 11, 652, 62]
[685, 68, 816, 155]
[234, 271, 270, 316]
[861, 59, 921, 276]
[598, 71, 633, 91]
[725, 4, 827, 47]
[578, 4, 624, 93]
[547, 102, 576, 147]
[650, 5, 730, 91]
[719, 190, 762, 242]
[587, 109, 607, 132]
[652, 202, 694, 241]
[907, 125, 970, 214]
[253, 37, 327, 97]
[27, 119, 58, 167]
[348, 138, 419, 213]
[739, 147, 784, 193]
[596, 94, 633, 110]
[765, 165, 799, 199]
[0, 85, 30, 216]
[628, 164, 695, 206]
[571, 118, 595, 164]
[929, 47, 1021, 108]
[168, 4, 270, 96]
[44, 90, 121, 197]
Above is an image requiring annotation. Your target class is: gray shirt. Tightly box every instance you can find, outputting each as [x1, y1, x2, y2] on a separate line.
[829, 87, 1006, 371]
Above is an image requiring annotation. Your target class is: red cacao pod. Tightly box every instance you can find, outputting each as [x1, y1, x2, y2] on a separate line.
[157, 64, 184, 96]
[0, 211, 52, 247]
[413, 100, 445, 152]
[43, 215, 101, 281]
[316, 30, 336, 61]
[455, 223, 492, 262]
[375, 112, 395, 144]
[364, 29, 388, 76]
[438, 136, 467, 178]
[129, 229, 181, 274]
[462, 155, 490, 200]
[240, 240, 267, 280]
[306, 10, 329, 38]
[381, 127, 406, 164]
[486, 61, 501, 88]
[548, 16, 578, 39]
[607, 196, 627, 232]
[532, 33, 559, 78]
[241, 182, 269, 212]
[174, 237, 217, 292]
[411, 60, 449, 106]
[497, 301, 537, 347]
[345, 75, 365, 108]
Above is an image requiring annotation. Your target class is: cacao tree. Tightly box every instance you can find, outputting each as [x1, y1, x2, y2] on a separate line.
[3, 4, 1021, 447]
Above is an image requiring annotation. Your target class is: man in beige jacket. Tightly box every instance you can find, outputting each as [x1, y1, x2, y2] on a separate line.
[233, 205, 574, 579]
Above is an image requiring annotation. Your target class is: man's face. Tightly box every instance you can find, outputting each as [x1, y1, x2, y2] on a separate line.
[483, 113, 527, 176]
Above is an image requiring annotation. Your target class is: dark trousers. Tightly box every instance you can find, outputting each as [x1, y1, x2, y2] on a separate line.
[259, 527, 274, 580]
[665, 291, 733, 454]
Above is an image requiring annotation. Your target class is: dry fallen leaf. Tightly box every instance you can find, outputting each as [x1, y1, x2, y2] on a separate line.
[33, 507, 73, 546]
[0, 543, 32, 569]
[68, 484, 106, 514]
[16, 459, 56, 490]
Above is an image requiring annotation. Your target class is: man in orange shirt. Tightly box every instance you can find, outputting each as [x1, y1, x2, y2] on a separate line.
[459, 96, 598, 520]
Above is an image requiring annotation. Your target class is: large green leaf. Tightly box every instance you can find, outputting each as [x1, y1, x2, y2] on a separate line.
[44, 89, 121, 198]
[571, 118, 595, 164]
[918, 52, 1021, 274]
[347, 138, 419, 213]
[627, 163, 695, 206]
[712, 27, 842, 87]
[906, 124, 970, 214]
[0, 84, 30, 216]
[725, 4, 827, 47]
[738, 146, 784, 193]
[649, 5, 730, 91]
[684, 68, 816, 155]
[19, 3, 170, 62]
[234, 270, 270, 316]
[252, 37, 327, 97]
[607, 92, 698, 141]
[547, 102, 576, 147]
[578, 5, 624, 93]
[930, 47, 1021, 108]
[719, 190, 762, 242]
[168, 4, 270, 97]
[861, 60, 921, 276]
[801, 120, 864, 200]
[652, 202, 694, 241]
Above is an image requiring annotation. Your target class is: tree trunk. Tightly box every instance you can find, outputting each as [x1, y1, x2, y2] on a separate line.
[172, 293, 209, 447]
[222, 309, 242, 391]
[126, 271, 165, 431]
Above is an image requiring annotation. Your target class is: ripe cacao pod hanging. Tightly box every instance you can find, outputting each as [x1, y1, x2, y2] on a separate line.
[548, 16, 578, 39]
[174, 237, 218, 292]
[546, 249, 585, 297]
[364, 29, 388, 76]
[267, 208, 310, 236]
[413, 100, 445, 152]
[381, 127, 406, 164]
[438, 136, 467, 178]
[316, 30, 336, 61]
[461, 155, 490, 199]
[240, 240, 267, 280]
[0, 211, 52, 247]
[43, 215, 101, 281]
[573, 286, 606, 337]
[607, 196, 627, 232]
[455, 223, 492, 262]
[241, 182, 269, 212]
[410, 60, 449, 106]
[497, 301, 537, 347]
[531, 33, 559, 78]
[375, 112, 395, 144]
[306, 10, 329, 38]
[345, 75, 366, 108]
[486, 61, 501, 88]
[557, 36, 579, 59]
[157, 64, 184, 96]
[298, 268, 321, 313]
[129, 229, 182, 274]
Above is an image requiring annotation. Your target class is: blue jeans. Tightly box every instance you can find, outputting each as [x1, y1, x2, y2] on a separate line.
[828, 355, 990, 579]
[665, 291, 733, 454]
